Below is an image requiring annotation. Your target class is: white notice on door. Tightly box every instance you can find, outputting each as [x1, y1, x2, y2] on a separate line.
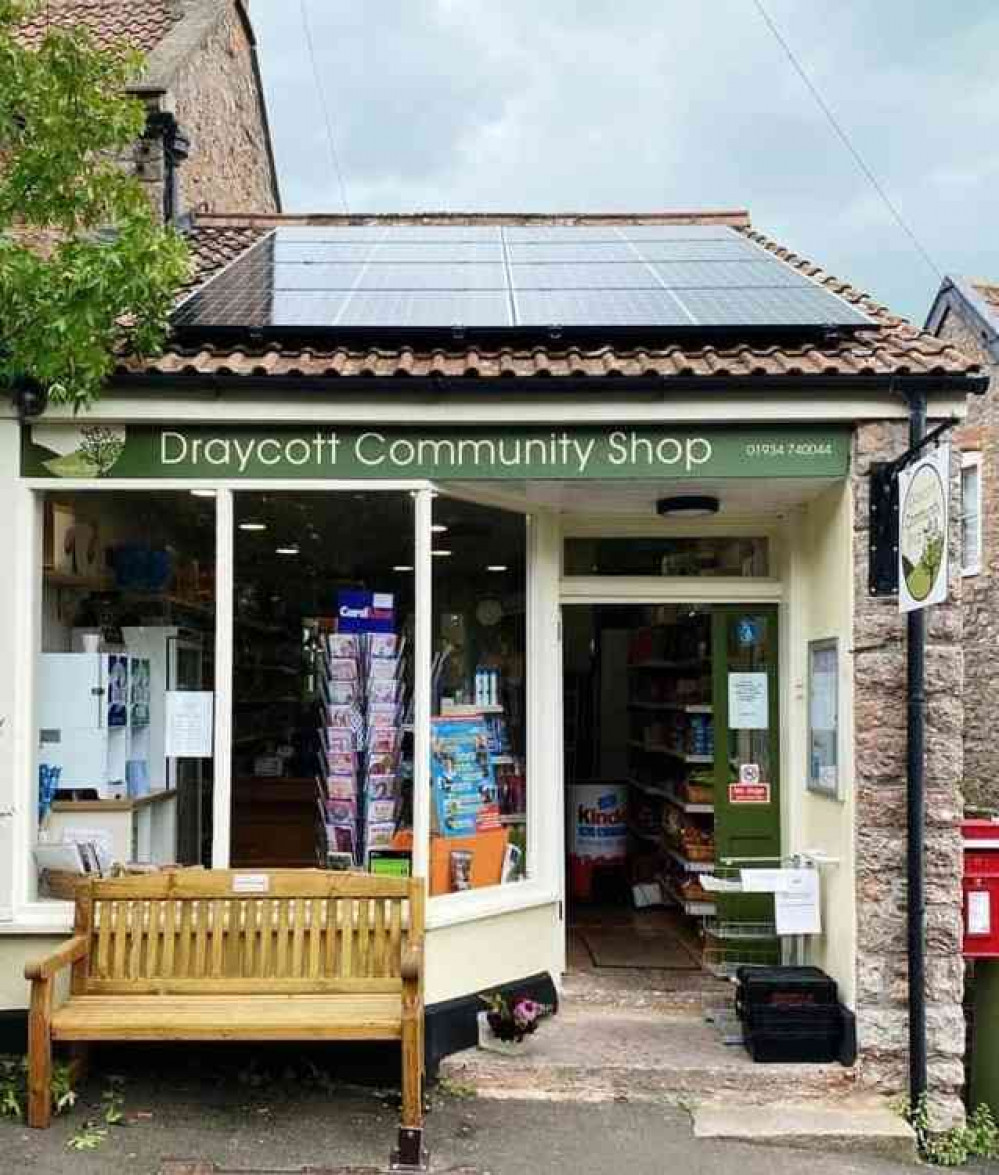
[165, 691, 214, 758]
[728, 672, 769, 730]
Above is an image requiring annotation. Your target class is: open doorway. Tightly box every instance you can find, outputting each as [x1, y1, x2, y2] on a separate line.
[562, 602, 781, 982]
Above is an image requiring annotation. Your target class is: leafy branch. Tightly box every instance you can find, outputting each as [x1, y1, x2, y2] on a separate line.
[0, 0, 190, 410]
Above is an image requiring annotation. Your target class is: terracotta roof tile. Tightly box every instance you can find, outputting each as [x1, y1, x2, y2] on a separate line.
[115, 211, 986, 385]
[14, 0, 183, 54]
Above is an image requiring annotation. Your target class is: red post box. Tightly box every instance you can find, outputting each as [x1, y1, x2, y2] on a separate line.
[962, 819, 999, 958]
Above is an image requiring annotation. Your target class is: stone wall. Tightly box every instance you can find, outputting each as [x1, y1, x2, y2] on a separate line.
[935, 310, 999, 813]
[852, 421, 966, 1126]
[169, 3, 279, 215]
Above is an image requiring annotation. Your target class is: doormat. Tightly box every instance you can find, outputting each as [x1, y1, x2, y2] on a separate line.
[581, 928, 700, 970]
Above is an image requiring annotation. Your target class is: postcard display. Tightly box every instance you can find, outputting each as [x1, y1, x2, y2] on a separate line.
[316, 592, 411, 868]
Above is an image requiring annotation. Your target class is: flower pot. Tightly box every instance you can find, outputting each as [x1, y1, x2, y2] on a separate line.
[476, 1011, 531, 1056]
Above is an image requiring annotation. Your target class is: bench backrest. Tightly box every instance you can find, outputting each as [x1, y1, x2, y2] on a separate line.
[72, 870, 424, 996]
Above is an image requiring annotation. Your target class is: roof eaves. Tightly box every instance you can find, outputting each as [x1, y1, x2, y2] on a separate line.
[925, 275, 999, 366]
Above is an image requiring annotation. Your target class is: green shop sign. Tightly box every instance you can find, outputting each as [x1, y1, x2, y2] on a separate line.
[22, 424, 850, 481]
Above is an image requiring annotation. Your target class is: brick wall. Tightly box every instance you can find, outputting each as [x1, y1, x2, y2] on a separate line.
[169, 3, 278, 214]
[852, 421, 966, 1126]
[936, 311, 999, 813]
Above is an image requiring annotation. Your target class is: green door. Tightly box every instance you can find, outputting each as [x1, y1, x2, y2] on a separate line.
[709, 606, 781, 970]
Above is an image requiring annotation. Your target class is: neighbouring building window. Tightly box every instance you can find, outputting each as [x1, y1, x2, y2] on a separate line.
[962, 453, 983, 576]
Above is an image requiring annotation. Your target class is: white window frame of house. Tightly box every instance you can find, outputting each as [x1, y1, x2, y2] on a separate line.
[10, 476, 560, 933]
[961, 451, 983, 577]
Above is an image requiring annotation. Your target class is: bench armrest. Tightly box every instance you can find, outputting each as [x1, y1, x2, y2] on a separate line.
[24, 934, 89, 982]
[400, 944, 423, 984]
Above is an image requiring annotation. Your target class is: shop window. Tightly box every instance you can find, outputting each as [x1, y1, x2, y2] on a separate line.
[962, 453, 982, 576]
[563, 536, 770, 577]
[430, 498, 527, 895]
[34, 490, 217, 901]
[232, 492, 415, 875]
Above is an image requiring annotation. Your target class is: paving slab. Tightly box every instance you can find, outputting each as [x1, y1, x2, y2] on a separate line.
[693, 1100, 917, 1161]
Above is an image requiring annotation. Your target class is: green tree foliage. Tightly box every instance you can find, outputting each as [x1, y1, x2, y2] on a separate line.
[0, 0, 190, 410]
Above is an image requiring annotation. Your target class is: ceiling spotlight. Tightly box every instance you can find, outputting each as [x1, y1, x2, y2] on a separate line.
[393, 564, 414, 572]
[190, 489, 216, 498]
[238, 522, 267, 532]
[656, 495, 720, 518]
[486, 564, 508, 572]
[275, 546, 300, 556]
[431, 549, 453, 558]
[431, 524, 448, 534]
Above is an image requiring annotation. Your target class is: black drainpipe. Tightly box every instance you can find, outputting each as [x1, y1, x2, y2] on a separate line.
[906, 387, 928, 1109]
[144, 111, 191, 225]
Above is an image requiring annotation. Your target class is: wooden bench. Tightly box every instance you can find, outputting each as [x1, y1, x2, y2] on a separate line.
[25, 869, 427, 1168]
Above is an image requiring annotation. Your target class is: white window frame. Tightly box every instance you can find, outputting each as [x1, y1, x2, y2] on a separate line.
[961, 451, 983, 577]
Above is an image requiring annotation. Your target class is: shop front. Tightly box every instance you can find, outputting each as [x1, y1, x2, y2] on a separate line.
[0, 211, 987, 1117]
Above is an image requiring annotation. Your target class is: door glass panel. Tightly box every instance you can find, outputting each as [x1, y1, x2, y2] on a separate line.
[429, 497, 528, 895]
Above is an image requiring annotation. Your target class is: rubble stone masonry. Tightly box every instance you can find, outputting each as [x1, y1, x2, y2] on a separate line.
[935, 311, 999, 813]
[852, 421, 966, 1125]
[170, 3, 279, 215]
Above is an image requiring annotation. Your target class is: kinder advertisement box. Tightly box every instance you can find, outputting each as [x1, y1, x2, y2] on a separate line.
[570, 781, 628, 901]
[571, 782, 628, 860]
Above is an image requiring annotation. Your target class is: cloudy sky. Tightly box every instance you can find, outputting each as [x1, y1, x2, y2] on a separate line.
[252, 0, 999, 322]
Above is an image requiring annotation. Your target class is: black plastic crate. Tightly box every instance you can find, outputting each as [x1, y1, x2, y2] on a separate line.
[735, 965, 838, 1020]
[742, 1004, 844, 1063]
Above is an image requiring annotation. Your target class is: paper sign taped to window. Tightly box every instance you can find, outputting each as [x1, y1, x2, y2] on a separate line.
[165, 691, 214, 758]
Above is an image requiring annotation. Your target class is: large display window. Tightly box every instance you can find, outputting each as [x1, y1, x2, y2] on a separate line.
[24, 484, 542, 920]
[429, 497, 528, 895]
[32, 489, 217, 901]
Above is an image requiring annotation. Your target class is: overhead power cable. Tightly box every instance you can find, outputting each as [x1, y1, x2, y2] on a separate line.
[751, 0, 942, 282]
[299, 0, 350, 215]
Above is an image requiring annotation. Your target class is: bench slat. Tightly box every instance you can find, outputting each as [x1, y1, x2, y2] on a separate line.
[52, 994, 404, 1042]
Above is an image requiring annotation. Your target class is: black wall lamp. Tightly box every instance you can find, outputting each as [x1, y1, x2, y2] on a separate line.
[656, 495, 720, 518]
[9, 374, 48, 419]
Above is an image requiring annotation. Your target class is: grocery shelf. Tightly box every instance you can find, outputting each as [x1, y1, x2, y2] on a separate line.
[662, 878, 716, 917]
[628, 823, 660, 845]
[661, 785, 714, 815]
[628, 740, 713, 765]
[663, 844, 716, 874]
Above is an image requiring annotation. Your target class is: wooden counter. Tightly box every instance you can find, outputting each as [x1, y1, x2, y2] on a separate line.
[230, 776, 317, 868]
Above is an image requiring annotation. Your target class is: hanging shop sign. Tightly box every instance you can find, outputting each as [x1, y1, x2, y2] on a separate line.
[898, 444, 949, 614]
[22, 423, 850, 481]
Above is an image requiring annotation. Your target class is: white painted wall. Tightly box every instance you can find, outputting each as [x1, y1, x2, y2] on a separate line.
[783, 482, 857, 1006]
[425, 903, 561, 1004]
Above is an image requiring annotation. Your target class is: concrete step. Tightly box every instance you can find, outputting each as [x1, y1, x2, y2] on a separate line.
[439, 1008, 856, 1107]
[692, 1100, 917, 1162]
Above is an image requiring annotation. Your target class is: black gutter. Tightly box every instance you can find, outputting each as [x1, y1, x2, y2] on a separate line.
[906, 389, 928, 1111]
[105, 371, 990, 398]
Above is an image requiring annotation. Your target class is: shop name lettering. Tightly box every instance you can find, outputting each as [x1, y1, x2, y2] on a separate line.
[158, 430, 716, 475]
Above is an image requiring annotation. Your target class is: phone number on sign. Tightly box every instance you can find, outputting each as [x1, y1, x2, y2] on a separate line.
[744, 441, 837, 458]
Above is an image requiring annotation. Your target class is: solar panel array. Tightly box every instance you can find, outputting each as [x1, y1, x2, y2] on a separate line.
[173, 224, 874, 332]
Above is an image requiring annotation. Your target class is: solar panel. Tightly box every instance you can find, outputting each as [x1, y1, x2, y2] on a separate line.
[174, 224, 874, 332]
